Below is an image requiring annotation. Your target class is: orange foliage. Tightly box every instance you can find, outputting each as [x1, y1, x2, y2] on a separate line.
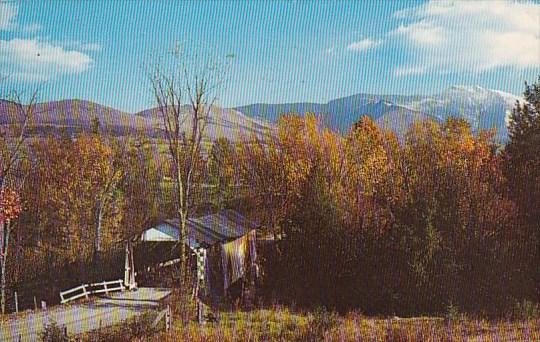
[0, 187, 22, 224]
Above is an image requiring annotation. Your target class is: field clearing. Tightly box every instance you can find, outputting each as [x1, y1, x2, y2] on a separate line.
[134, 307, 540, 342]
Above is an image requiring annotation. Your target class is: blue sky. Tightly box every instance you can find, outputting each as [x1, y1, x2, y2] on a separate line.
[1, 1, 539, 113]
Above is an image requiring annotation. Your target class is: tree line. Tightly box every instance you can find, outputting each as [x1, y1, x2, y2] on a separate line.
[238, 77, 540, 317]
[0, 76, 538, 317]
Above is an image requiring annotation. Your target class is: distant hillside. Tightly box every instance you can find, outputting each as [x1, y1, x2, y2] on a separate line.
[235, 86, 522, 141]
[0, 99, 272, 141]
[135, 106, 272, 141]
[0, 99, 161, 137]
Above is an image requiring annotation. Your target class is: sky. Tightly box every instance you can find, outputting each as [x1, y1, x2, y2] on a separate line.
[0, 0, 539, 113]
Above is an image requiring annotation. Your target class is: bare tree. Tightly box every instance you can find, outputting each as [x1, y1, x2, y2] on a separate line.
[148, 46, 229, 290]
[0, 88, 38, 314]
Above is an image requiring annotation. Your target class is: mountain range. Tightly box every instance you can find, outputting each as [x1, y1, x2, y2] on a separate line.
[236, 85, 522, 142]
[0, 85, 522, 142]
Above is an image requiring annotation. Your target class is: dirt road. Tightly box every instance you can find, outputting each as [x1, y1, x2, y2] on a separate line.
[0, 287, 171, 342]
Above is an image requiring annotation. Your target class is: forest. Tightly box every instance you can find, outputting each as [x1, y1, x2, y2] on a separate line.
[0, 76, 539, 326]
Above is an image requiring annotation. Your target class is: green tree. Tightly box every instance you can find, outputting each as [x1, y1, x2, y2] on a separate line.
[503, 76, 540, 295]
[281, 163, 350, 309]
[208, 137, 235, 208]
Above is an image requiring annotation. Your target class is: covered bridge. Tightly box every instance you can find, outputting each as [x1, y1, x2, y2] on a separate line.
[136, 210, 259, 305]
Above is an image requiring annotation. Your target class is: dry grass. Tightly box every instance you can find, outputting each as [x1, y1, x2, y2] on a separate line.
[134, 307, 540, 342]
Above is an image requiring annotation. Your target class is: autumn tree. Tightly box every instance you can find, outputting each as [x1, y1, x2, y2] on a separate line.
[263, 114, 524, 315]
[238, 130, 284, 236]
[0, 187, 21, 314]
[240, 113, 350, 306]
[90, 136, 126, 261]
[119, 136, 163, 238]
[0, 89, 37, 314]
[387, 118, 519, 313]
[26, 135, 125, 268]
[343, 116, 401, 230]
[238, 113, 336, 237]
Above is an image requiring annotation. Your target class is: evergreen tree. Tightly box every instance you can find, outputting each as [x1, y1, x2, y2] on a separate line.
[503, 75, 540, 296]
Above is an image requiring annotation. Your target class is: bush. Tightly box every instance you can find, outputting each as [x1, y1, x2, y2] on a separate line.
[40, 320, 68, 342]
[301, 307, 339, 341]
[384, 322, 416, 342]
[445, 302, 460, 322]
[83, 311, 159, 342]
[512, 299, 539, 320]
[123, 311, 159, 338]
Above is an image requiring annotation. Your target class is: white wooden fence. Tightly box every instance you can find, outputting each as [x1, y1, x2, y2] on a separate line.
[60, 279, 125, 304]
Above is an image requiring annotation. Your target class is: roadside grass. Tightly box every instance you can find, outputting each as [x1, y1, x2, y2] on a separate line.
[136, 307, 540, 342]
[72, 311, 159, 342]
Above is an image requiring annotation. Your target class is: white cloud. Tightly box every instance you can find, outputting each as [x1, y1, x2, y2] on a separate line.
[347, 38, 381, 52]
[0, 3, 41, 33]
[394, 66, 427, 77]
[0, 38, 94, 81]
[392, 0, 540, 75]
[0, 3, 17, 30]
[393, 22, 444, 45]
[0, 4, 99, 81]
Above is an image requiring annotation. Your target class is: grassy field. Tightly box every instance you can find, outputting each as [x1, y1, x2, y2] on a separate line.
[130, 307, 540, 342]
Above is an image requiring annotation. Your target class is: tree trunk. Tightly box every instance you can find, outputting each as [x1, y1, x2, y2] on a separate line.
[179, 211, 187, 287]
[1, 220, 10, 315]
[94, 205, 104, 263]
[1, 256, 6, 315]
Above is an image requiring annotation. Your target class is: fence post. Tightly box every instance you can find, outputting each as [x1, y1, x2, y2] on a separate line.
[197, 298, 203, 324]
[14, 291, 18, 313]
[166, 305, 171, 332]
[83, 285, 89, 300]
[41, 300, 46, 309]
[34, 296, 37, 310]
[169, 304, 173, 329]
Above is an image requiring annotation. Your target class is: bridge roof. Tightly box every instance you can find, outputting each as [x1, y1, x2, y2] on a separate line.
[139, 209, 259, 248]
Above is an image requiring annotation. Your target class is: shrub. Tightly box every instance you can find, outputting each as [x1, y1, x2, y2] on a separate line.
[40, 320, 68, 342]
[122, 311, 159, 338]
[301, 307, 339, 341]
[512, 299, 539, 321]
[445, 302, 460, 322]
[82, 311, 159, 342]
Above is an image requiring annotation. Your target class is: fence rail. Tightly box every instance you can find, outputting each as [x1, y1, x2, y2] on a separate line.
[89, 279, 125, 295]
[152, 305, 172, 332]
[60, 279, 125, 304]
